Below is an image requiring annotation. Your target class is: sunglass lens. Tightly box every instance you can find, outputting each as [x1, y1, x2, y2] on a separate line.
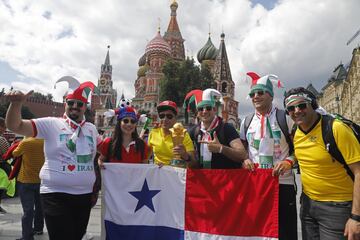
[197, 107, 203, 112]
[249, 93, 255, 98]
[131, 119, 136, 124]
[205, 106, 212, 111]
[298, 103, 307, 110]
[67, 100, 83, 107]
[287, 106, 295, 112]
[166, 114, 173, 119]
[257, 91, 264, 96]
[159, 114, 165, 119]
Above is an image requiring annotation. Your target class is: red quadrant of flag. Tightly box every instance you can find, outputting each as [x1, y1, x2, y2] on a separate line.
[184, 169, 279, 238]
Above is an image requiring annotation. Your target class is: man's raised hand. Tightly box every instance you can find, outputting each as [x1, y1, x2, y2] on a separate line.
[5, 90, 34, 103]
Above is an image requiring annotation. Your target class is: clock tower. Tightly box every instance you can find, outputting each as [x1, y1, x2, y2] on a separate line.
[92, 46, 118, 128]
[98, 45, 113, 94]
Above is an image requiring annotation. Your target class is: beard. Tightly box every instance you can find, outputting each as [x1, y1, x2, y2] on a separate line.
[67, 108, 82, 122]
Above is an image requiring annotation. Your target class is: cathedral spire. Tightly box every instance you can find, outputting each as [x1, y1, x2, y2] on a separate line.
[104, 45, 110, 65]
[214, 32, 235, 97]
[164, 0, 185, 60]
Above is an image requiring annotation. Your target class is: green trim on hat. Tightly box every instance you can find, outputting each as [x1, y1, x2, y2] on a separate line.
[197, 100, 215, 109]
[249, 84, 274, 97]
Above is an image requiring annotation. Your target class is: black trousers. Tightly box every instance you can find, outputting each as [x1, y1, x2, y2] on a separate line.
[279, 184, 298, 240]
[40, 192, 92, 240]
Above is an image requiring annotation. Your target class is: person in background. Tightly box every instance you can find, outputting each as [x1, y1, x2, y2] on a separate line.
[148, 101, 196, 168]
[5, 76, 101, 240]
[12, 137, 45, 240]
[0, 117, 10, 214]
[98, 106, 148, 167]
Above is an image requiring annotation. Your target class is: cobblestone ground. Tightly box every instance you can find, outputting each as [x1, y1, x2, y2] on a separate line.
[1, 174, 302, 240]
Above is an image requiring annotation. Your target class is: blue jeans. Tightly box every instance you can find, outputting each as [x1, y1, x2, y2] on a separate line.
[300, 192, 351, 240]
[18, 182, 44, 240]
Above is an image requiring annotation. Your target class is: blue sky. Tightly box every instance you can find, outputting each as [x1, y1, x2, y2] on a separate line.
[0, 0, 359, 116]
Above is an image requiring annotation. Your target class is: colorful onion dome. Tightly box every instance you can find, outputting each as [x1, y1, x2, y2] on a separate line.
[137, 64, 149, 77]
[138, 53, 146, 66]
[197, 36, 218, 63]
[145, 31, 171, 56]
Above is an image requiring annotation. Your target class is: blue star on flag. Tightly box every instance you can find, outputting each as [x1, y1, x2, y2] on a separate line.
[129, 179, 161, 213]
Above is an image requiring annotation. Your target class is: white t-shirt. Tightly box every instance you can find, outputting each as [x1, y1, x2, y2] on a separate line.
[240, 107, 295, 185]
[33, 117, 100, 194]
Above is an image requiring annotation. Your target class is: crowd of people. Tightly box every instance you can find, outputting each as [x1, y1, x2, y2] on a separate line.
[0, 73, 360, 240]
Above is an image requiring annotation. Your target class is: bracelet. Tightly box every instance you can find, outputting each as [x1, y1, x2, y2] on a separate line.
[219, 145, 223, 154]
[350, 213, 360, 222]
[284, 160, 293, 167]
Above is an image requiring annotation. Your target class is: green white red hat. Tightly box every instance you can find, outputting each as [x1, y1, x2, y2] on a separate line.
[183, 88, 223, 111]
[54, 76, 100, 103]
[247, 72, 283, 97]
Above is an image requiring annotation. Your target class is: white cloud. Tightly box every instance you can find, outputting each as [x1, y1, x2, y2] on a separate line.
[0, 0, 359, 118]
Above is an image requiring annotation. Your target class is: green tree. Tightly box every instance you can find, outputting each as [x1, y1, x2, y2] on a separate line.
[199, 63, 215, 89]
[159, 60, 181, 105]
[159, 58, 215, 106]
[0, 102, 35, 119]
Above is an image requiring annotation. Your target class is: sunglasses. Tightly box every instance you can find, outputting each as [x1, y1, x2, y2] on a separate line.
[286, 103, 308, 113]
[159, 113, 174, 120]
[249, 90, 265, 98]
[197, 106, 213, 112]
[122, 118, 137, 124]
[67, 100, 84, 108]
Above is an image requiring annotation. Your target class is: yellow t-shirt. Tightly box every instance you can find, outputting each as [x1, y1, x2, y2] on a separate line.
[148, 128, 195, 165]
[294, 117, 360, 201]
[12, 138, 45, 184]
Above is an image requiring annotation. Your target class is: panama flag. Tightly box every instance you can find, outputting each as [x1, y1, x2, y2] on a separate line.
[102, 163, 279, 240]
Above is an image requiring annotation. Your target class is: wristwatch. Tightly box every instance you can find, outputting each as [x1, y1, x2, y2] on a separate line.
[350, 213, 360, 222]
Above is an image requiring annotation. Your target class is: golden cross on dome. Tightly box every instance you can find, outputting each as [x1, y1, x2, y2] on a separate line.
[157, 17, 161, 32]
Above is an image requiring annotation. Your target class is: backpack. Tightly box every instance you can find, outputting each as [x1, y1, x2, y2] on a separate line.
[321, 114, 360, 180]
[243, 109, 294, 155]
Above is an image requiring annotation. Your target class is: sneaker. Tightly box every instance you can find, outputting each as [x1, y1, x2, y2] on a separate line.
[33, 230, 43, 235]
[0, 206, 7, 214]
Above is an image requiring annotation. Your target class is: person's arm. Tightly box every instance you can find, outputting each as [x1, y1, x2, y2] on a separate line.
[5, 90, 34, 137]
[223, 138, 248, 163]
[11, 141, 25, 158]
[205, 132, 248, 163]
[344, 162, 360, 240]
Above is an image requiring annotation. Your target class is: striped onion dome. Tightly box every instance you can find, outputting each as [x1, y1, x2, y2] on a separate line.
[145, 31, 171, 56]
[197, 36, 218, 63]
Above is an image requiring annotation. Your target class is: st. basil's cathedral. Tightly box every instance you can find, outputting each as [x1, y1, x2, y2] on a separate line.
[92, 0, 239, 128]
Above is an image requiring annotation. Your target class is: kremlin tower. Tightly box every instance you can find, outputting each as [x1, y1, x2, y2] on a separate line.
[92, 46, 117, 128]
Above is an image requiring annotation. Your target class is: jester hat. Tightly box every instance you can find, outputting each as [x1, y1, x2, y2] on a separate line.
[183, 88, 223, 122]
[54, 76, 100, 103]
[247, 72, 283, 97]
